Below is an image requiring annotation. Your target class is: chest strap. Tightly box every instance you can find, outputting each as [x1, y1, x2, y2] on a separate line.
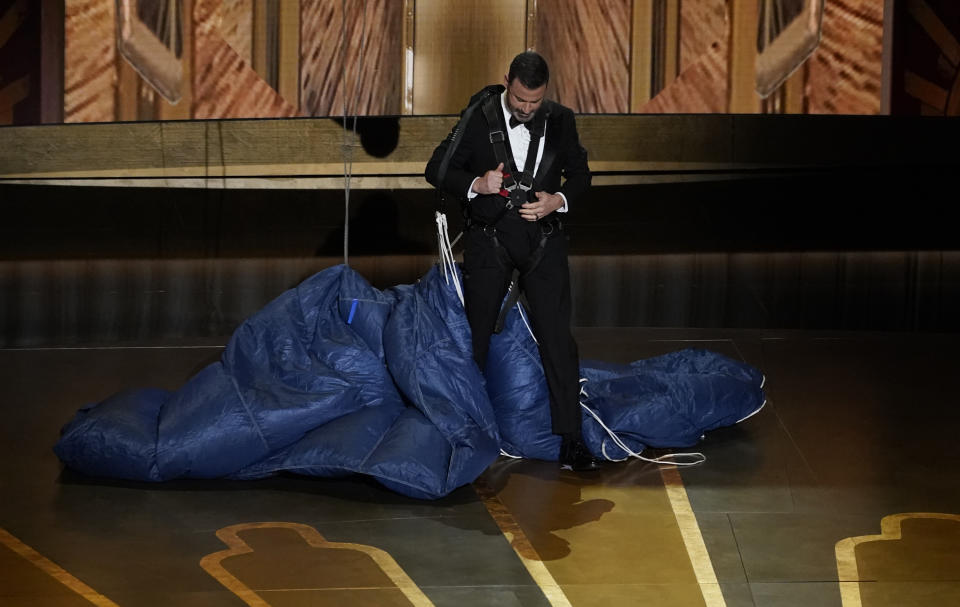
[480, 95, 545, 224]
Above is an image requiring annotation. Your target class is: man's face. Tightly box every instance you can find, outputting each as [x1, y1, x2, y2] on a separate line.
[504, 76, 546, 124]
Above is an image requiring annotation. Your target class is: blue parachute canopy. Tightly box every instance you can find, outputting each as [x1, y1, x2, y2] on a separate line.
[54, 265, 765, 499]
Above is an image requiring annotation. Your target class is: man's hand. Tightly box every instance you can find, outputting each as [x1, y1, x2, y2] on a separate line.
[472, 162, 506, 195]
[520, 191, 564, 222]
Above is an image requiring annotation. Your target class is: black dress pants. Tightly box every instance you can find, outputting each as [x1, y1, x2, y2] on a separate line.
[462, 214, 581, 436]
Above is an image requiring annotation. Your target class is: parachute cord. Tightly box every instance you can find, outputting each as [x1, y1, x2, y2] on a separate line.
[578, 380, 707, 467]
[435, 212, 464, 306]
[516, 302, 539, 345]
[340, 0, 368, 267]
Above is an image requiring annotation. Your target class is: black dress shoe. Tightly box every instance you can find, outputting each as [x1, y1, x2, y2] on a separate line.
[559, 438, 602, 472]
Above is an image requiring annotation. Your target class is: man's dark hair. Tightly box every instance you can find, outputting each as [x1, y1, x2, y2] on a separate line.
[507, 51, 549, 89]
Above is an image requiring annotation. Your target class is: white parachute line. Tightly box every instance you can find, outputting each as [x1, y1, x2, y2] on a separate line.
[339, 0, 369, 267]
[578, 380, 706, 467]
[736, 399, 767, 424]
[516, 302, 539, 345]
[435, 211, 465, 306]
[499, 449, 522, 459]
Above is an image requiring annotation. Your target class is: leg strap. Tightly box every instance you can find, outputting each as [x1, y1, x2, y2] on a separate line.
[492, 218, 560, 334]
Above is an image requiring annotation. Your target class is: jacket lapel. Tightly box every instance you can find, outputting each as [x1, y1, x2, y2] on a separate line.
[534, 103, 559, 185]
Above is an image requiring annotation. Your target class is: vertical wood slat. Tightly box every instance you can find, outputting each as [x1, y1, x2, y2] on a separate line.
[525, 0, 537, 49]
[728, 0, 760, 113]
[300, 0, 402, 116]
[535, 0, 630, 113]
[156, 0, 194, 120]
[137, 79, 156, 119]
[412, 0, 525, 115]
[401, 0, 414, 114]
[663, 0, 680, 91]
[782, 61, 807, 114]
[277, 0, 299, 109]
[40, 0, 65, 123]
[252, 0, 268, 84]
[631, 0, 654, 110]
[115, 46, 139, 121]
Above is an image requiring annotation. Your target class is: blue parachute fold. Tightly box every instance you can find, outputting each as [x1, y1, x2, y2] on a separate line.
[54, 265, 765, 499]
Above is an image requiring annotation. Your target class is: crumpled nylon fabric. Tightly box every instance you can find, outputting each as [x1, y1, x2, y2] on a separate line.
[54, 265, 765, 499]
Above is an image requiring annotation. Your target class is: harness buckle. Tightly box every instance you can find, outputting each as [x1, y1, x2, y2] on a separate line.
[489, 130, 506, 144]
[518, 171, 534, 192]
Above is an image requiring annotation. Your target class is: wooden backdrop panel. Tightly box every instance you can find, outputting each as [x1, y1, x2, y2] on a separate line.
[535, 0, 630, 113]
[300, 0, 402, 116]
[192, 0, 297, 119]
[807, 0, 884, 114]
[680, 0, 727, 73]
[412, 0, 526, 115]
[640, 37, 728, 113]
[64, 0, 115, 122]
[220, 0, 253, 64]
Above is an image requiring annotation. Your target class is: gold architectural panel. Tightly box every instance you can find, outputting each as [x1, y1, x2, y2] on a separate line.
[536, 0, 631, 113]
[412, 0, 527, 115]
[47, 0, 887, 123]
[300, 0, 402, 116]
[728, 0, 760, 112]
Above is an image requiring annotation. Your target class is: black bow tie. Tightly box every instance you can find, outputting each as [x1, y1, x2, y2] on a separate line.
[509, 116, 531, 130]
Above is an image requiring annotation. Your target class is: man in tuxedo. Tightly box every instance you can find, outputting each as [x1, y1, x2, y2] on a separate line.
[425, 51, 599, 471]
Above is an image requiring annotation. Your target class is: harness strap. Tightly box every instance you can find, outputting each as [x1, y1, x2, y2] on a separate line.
[473, 94, 555, 334]
[479, 95, 545, 227]
[434, 88, 498, 214]
[491, 217, 561, 334]
[493, 233, 547, 334]
[481, 97, 518, 192]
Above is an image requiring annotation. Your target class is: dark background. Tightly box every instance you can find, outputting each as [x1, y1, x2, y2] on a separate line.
[3, 158, 958, 347]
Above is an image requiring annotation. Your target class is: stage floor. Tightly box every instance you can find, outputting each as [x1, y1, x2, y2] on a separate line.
[1, 328, 958, 607]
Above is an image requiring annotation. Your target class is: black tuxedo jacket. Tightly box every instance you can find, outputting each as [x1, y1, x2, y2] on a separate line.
[425, 85, 591, 224]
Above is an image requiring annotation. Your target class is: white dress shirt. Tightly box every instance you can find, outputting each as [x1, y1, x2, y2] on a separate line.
[467, 92, 568, 212]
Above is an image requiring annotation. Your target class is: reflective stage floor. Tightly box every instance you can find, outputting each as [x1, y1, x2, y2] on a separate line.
[1, 328, 958, 607]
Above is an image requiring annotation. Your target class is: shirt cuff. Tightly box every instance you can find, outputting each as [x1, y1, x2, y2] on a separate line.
[556, 192, 569, 213]
[467, 178, 479, 200]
